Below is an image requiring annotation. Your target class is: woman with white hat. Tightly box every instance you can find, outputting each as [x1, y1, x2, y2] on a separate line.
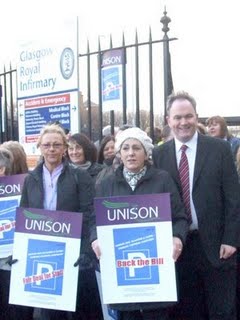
[92, 127, 188, 320]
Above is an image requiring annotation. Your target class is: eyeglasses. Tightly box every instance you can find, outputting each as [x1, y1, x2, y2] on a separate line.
[40, 143, 64, 149]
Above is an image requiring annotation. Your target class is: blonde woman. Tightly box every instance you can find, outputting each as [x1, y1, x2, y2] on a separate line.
[20, 124, 101, 320]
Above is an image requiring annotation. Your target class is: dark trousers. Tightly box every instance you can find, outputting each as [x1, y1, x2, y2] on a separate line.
[0, 269, 34, 320]
[120, 309, 169, 320]
[169, 232, 237, 320]
[73, 266, 103, 320]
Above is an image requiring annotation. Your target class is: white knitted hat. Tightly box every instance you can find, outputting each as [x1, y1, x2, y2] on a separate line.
[115, 127, 154, 156]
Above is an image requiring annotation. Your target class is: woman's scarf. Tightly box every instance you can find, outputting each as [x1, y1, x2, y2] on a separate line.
[123, 165, 147, 191]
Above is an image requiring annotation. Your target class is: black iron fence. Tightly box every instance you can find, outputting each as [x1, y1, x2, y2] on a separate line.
[0, 66, 18, 142]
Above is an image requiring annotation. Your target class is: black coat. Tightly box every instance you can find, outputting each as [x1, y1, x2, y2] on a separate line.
[87, 162, 104, 184]
[20, 160, 96, 268]
[95, 163, 188, 311]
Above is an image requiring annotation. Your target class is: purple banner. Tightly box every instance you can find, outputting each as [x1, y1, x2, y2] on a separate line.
[101, 49, 125, 67]
[16, 207, 82, 239]
[94, 193, 171, 226]
[0, 174, 27, 198]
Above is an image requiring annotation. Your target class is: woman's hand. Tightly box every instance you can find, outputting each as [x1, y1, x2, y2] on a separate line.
[91, 239, 101, 259]
[172, 237, 183, 262]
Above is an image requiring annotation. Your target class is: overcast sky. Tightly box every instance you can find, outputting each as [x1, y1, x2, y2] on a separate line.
[1, 0, 240, 117]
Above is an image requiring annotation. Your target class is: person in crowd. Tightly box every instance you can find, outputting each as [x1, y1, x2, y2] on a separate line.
[20, 124, 102, 320]
[206, 115, 240, 160]
[102, 124, 119, 137]
[94, 125, 119, 150]
[236, 149, 240, 180]
[95, 135, 116, 187]
[159, 124, 173, 144]
[2, 140, 29, 174]
[66, 133, 103, 318]
[145, 126, 162, 145]
[97, 135, 115, 166]
[95, 124, 135, 187]
[0, 146, 33, 320]
[152, 91, 240, 320]
[235, 149, 240, 320]
[67, 133, 103, 184]
[0, 147, 13, 176]
[92, 127, 189, 320]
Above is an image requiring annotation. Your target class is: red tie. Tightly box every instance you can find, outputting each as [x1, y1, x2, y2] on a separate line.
[179, 145, 192, 223]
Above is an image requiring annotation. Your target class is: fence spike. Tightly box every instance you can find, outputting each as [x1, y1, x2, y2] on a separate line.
[122, 32, 125, 47]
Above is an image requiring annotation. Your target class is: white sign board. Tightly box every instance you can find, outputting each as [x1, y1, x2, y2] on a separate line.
[94, 193, 177, 304]
[9, 207, 82, 311]
[17, 18, 79, 158]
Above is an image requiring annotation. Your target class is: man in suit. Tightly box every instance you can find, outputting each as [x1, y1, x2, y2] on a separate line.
[152, 91, 240, 320]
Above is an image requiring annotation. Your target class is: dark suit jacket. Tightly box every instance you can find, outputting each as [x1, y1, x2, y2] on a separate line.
[152, 133, 240, 268]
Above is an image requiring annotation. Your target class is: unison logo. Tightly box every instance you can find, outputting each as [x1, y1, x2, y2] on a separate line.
[0, 183, 21, 195]
[23, 209, 71, 235]
[102, 55, 122, 66]
[102, 200, 158, 221]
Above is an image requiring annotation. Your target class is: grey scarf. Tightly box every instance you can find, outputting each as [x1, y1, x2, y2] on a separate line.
[123, 166, 147, 190]
[77, 161, 92, 170]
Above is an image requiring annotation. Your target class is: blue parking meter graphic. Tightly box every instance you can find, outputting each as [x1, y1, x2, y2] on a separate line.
[0, 199, 18, 245]
[102, 67, 120, 101]
[113, 226, 159, 286]
[24, 239, 65, 295]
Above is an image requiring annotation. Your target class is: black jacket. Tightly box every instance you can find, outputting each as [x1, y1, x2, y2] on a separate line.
[152, 134, 240, 267]
[87, 162, 104, 184]
[20, 160, 96, 269]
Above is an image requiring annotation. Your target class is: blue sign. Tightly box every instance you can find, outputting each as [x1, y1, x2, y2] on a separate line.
[25, 104, 70, 135]
[102, 67, 120, 102]
[113, 226, 159, 286]
[24, 239, 65, 295]
[0, 199, 18, 245]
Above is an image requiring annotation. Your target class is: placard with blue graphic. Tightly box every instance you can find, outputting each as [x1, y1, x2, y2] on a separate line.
[0, 174, 26, 258]
[9, 207, 82, 311]
[94, 193, 177, 304]
[101, 49, 124, 112]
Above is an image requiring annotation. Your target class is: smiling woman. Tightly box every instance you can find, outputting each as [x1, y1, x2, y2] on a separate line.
[66, 133, 104, 183]
[206, 115, 240, 161]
